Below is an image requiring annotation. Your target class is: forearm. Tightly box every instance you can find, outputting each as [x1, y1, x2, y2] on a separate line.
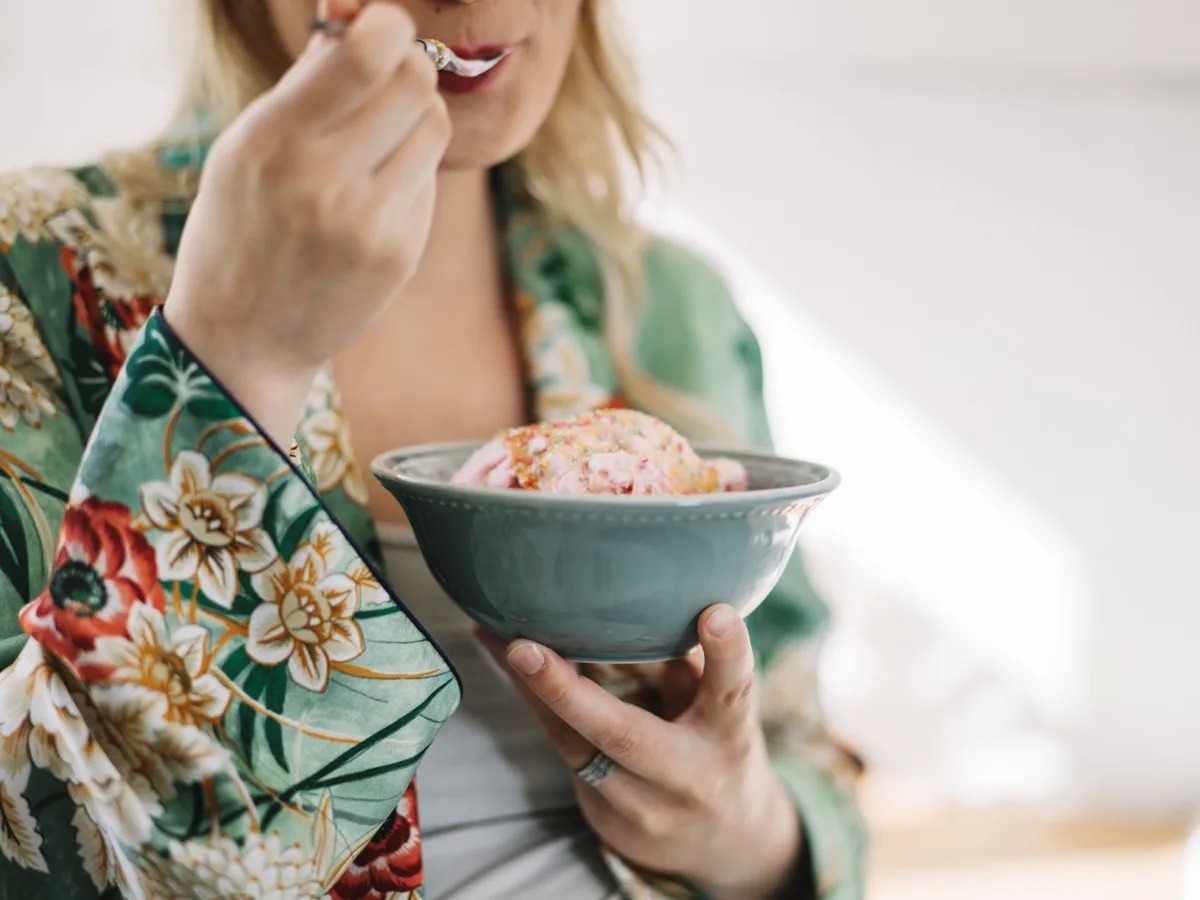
[163, 300, 316, 449]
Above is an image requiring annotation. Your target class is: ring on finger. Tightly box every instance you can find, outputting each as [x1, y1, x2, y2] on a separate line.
[574, 751, 617, 787]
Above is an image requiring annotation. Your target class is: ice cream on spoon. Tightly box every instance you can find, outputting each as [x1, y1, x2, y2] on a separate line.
[309, 20, 510, 77]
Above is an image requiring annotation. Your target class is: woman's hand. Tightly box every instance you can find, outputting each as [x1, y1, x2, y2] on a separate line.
[165, 0, 448, 445]
[482, 605, 804, 900]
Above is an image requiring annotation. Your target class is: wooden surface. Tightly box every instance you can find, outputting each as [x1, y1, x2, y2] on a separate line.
[862, 783, 1188, 900]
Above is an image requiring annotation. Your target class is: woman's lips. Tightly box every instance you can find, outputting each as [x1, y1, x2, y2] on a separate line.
[438, 45, 513, 95]
[450, 45, 511, 61]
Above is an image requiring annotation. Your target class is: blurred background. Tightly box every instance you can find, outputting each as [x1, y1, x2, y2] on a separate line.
[1, 2, 1196, 897]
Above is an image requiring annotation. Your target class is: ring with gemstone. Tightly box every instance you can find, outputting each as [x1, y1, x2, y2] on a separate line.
[575, 751, 617, 787]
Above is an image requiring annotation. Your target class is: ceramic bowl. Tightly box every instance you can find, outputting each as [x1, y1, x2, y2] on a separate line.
[372, 443, 838, 662]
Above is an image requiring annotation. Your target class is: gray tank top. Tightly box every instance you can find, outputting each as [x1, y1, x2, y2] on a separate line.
[377, 525, 619, 899]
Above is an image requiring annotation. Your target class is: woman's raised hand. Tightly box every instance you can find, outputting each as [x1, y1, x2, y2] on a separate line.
[166, 0, 449, 445]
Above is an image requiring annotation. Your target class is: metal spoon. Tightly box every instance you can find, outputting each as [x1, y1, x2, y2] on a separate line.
[310, 20, 509, 77]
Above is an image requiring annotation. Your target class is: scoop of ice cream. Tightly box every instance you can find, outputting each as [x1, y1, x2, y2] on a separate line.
[452, 409, 749, 495]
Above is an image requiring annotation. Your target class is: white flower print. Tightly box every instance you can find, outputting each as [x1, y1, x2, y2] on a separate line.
[0, 641, 158, 848]
[520, 298, 610, 422]
[0, 167, 87, 246]
[136, 795, 334, 900]
[0, 285, 60, 432]
[141, 451, 277, 608]
[71, 802, 127, 893]
[347, 561, 389, 609]
[247, 539, 365, 693]
[0, 713, 46, 874]
[298, 369, 368, 506]
[46, 200, 173, 303]
[91, 604, 231, 727]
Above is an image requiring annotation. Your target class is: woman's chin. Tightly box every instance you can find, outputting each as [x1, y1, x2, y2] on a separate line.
[439, 135, 530, 172]
[440, 98, 552, 171]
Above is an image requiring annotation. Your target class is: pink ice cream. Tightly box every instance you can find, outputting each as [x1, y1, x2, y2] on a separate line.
[452, 409, 750, 495]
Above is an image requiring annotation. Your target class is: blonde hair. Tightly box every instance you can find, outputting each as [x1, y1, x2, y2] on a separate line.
[183, 0, 733, 442]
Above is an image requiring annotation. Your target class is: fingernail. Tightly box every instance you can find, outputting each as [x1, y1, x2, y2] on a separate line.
[507, 642, 546, 676]
[707, 606, 737, 639]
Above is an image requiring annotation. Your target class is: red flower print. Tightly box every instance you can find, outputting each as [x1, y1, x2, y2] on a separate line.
[62, 245, 160, 379]
[20, 497, 166, 680]
[329, 782, 423, 899]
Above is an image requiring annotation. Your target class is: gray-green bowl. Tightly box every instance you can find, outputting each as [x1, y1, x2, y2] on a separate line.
[371, 443, 839, 663]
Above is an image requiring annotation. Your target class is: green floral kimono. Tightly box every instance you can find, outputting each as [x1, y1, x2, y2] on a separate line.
[0, 146, 865, 899]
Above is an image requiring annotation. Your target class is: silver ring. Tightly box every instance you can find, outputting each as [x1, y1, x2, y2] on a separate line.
[575, 751, 616, 786]
[310, 18, 348, 38]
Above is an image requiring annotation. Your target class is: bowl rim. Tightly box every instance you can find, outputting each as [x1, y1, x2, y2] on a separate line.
[370, 441, 841, 509]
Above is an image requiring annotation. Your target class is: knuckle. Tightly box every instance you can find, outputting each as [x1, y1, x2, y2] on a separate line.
[410, 53, 439, 91]
[541, 678, 573, 709]
[291, 183, 335, 225]
[719, 674, 755, 711]
[255, 147, 301, 191]
[365, 2, 416, 44]
[678, 779, 716, 810]
[602, 723, 640, 760]
[342, 223, 378, 263]
[545, 726, 579, 759]
[630, 805, 669, 839]
[340, 33, 390, 88]
[212, 119, 266, 171]
[362, 202, 394, 240]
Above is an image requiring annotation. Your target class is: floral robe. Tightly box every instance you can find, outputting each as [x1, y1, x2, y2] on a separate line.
[0, 146, 865, 899]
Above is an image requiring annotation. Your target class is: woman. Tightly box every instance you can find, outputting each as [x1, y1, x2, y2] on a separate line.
[0, 0, 864, 897]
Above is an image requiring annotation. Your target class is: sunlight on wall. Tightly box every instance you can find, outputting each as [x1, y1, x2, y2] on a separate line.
[645, 205, 1090, 806]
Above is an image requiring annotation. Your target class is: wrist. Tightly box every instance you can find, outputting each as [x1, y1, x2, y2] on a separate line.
[162, 300, 317, 448]
[698, 777, 803, 900]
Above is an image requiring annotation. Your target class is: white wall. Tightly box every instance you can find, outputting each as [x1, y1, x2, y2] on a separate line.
[623, 0, 1200, 71]
[621, 2, 1200, 816]
[1, 0, 1197, 816]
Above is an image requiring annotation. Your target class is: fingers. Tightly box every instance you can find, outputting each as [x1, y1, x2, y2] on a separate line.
[336, 53, 440, 171]
[275, 2, 418, 128]
[374, 102, 448, 238]
[474, 631, 595, 769]
[688, 605, 758, 733]
[503, 640, 682, 779]
[660, 652, 704, 721]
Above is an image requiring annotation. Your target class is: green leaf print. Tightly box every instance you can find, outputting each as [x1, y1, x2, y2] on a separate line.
[120, 323, 231, 421]
[185, 392, 238, 422]
[238, 663, 274, 768]
[68, 325, 111, 420]
[264, 667, 290, 772]
[220, 644, 252, 682]
[0, 486, 32, 600]
[277, 505, 322, 562]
